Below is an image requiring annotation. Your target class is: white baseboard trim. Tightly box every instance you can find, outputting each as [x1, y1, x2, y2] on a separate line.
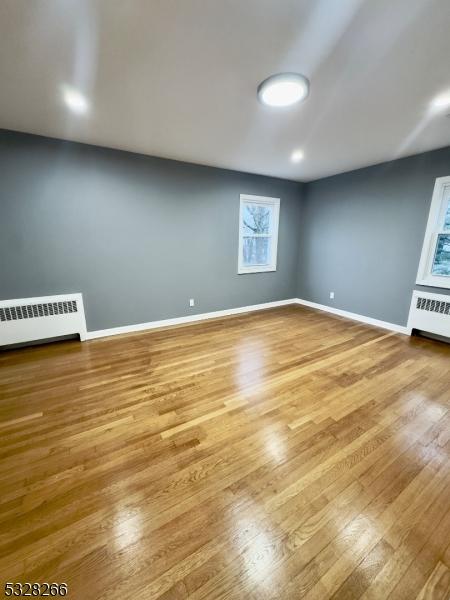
[294, 298, 410, 335]
[86, 298, 296, 340]
[85, 297, 410, 341]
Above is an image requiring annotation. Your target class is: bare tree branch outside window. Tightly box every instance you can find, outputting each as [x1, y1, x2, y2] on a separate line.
[243, 205, 271, 265]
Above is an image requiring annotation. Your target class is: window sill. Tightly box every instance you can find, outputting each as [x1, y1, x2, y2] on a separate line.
[238, 266, 277, 274]
[416, 276, 450, 289]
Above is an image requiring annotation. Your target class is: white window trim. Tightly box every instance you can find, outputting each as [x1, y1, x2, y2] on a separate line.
[238, 194, 280, 274]
[416, 175, 450, 288]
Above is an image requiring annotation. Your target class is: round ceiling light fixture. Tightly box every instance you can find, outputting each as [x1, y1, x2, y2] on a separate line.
[257, 73, 310, 108]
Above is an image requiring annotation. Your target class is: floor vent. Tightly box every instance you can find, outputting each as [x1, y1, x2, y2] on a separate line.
[0, 294, 86, 347]
[408, 291, 450, 339]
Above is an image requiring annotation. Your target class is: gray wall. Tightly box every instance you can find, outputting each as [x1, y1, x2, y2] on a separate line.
[297, 146, 450, 326]
[2, 128, 449, 334]
[0, 130, 303, 331]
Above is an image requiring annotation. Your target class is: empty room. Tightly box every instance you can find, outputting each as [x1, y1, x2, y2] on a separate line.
[1, 1, 450, 599]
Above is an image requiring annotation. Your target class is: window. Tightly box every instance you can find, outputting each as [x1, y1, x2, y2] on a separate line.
[417, 176, 450, 288]
[238, 194, 280, 274]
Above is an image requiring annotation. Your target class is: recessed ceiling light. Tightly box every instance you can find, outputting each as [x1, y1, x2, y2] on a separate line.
[62, 85, 89, 115]
[257, 73, 309, 108]
[430, 90, 450, 112]
[291, 149, 304, 163]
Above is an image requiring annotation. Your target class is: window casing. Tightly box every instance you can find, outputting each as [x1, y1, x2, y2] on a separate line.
[238, 194, 280, 274]
[417, 176, 450, 288]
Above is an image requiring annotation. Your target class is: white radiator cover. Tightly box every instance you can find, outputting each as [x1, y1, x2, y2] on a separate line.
[0, 293, 87, 346]
[407, 290, 450, 338]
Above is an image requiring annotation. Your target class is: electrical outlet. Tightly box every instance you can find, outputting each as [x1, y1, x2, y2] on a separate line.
[189, 298, 195, 307]
[330, 292, 335, 299]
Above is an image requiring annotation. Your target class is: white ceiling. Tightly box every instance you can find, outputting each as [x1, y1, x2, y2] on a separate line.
[1, 0, 449, 181]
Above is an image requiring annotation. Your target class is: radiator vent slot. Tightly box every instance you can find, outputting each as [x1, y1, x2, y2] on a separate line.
[0, 300, 78, 322]
[416, 297, 450, 315]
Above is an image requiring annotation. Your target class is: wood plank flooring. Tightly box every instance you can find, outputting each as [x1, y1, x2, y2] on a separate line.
[0, 305, 449, 599]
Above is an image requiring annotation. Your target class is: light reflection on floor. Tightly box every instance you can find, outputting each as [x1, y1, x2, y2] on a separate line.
[265, 430, 287, 465]
[113, 508, 143, 552]
[235, 338, 265, 391]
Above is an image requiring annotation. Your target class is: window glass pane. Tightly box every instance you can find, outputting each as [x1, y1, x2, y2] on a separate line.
[243, 236, 270, 266]
[432, 234, 450, 276]
[242, 203, 272, 234]
[444, 198, 450, 231]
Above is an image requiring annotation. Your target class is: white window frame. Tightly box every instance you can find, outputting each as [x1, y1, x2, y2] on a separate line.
[237, 194, 280, 274]
[416, 175, 450, 289]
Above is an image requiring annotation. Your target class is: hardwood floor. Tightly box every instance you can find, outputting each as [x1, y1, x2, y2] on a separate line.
[1, 305, 449, 599]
